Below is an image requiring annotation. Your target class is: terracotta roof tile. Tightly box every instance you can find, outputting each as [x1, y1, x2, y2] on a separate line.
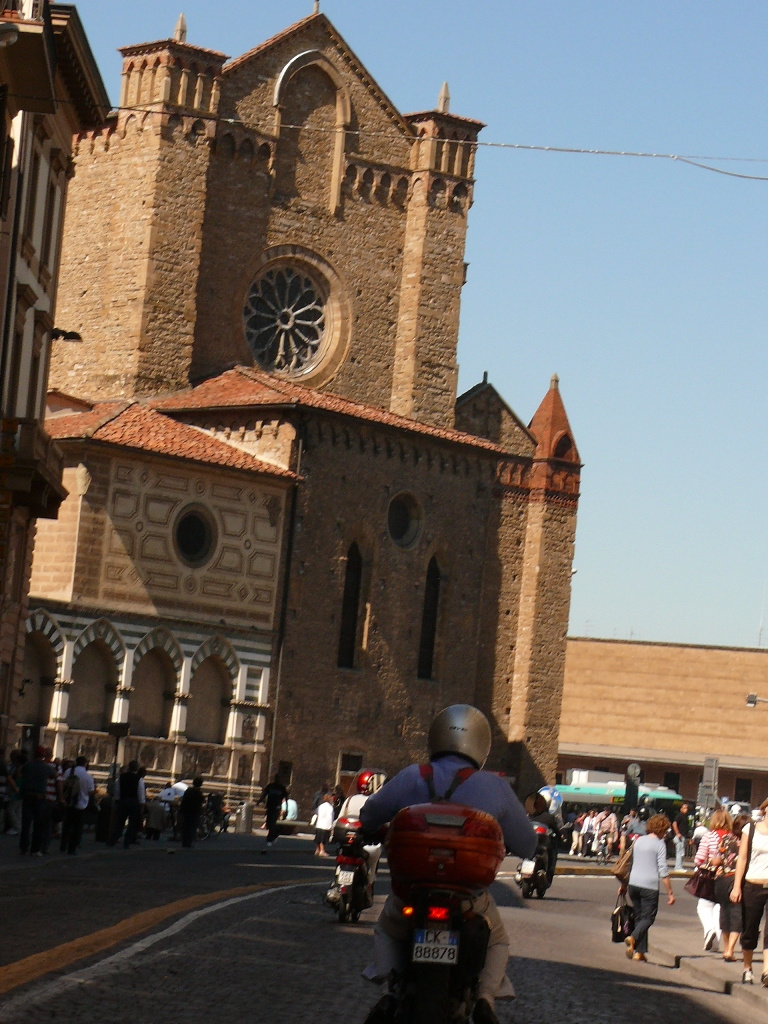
[151, 367, 509, 456]
[46, 401, 294, 480]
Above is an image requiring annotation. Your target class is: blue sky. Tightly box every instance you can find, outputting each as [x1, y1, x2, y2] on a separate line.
[71, 1, 768, 649]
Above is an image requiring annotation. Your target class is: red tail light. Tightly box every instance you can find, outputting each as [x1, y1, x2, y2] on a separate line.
[535, 825, 548, 834]
[402, 905, 415, 917]
[426, 906, 451, 922]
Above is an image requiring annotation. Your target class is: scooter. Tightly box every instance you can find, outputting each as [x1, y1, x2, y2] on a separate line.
[514, 823, 554, 899]
[384, 800, 506, 1023]
[325, 816, 374, 923]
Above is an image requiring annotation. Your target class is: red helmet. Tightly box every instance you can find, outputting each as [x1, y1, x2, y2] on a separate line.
[355, 770, 387, 795]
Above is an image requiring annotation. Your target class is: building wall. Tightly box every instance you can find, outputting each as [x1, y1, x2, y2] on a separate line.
[270, 412, 501, 808]
[559, 637, 768, 804]
[51, 15, 478, 428]
[30, 448, 287, 629]
[0, 5, 109, 750]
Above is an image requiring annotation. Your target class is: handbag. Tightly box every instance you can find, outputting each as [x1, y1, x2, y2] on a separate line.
[684, 865, 716, 901]
[611, 844, 633, 884]
[611, 891, 635, 943]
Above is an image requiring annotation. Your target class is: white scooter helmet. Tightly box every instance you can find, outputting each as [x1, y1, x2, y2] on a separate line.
[428, 704, 492, 769]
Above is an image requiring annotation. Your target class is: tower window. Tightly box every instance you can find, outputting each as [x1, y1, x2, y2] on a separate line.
[337, 542, 362, 668]
[417, 556, 441, 679]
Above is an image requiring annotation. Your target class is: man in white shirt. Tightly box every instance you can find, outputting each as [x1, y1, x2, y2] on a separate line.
[61, 756, 95, 855]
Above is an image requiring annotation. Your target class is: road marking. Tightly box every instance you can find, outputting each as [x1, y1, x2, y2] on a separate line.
[0, 878, 317, 1002]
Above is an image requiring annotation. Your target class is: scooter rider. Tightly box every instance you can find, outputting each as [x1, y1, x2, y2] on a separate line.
[526, 791, 559, 881]
[337, 770, 388, 896]
[359, 704, 537, 1024]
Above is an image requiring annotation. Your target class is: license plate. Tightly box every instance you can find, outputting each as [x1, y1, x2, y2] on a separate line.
[337, 869, 355, 886]
[412, 929, 459, 963]
[520, 859, 536, 876]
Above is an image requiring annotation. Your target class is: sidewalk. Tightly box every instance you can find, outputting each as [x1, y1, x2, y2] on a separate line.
[652, 920, 768, 1014]
[554, 853, 768, 1013]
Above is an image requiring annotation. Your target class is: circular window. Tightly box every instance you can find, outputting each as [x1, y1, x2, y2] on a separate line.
[387, 493, 421, 548]
[243, 265, 326, 375]
[175, 507, 216, 567]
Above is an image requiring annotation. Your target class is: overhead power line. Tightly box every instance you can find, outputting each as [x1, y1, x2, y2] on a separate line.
[11, 92, 768, 181]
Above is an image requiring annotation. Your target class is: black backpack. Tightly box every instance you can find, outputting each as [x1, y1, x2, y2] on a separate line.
[62, 771, 80, 806]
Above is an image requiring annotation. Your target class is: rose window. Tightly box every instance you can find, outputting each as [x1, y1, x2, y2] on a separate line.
[243, 266, 326, 374]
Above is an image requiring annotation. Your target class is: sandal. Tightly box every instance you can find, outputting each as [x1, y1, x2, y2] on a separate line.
[723, 955, 737, 962]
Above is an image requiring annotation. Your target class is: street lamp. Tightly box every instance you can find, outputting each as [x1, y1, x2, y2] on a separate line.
[746, 693, 768, 708]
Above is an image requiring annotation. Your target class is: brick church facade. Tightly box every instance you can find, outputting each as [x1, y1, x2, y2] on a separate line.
[17, 12, 580, 809]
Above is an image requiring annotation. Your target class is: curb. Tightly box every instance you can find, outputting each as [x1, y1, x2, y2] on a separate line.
[651, 940, 768, 1013]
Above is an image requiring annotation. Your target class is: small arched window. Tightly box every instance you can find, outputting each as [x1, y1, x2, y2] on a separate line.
[337, 542, 362, 668]
[417, 557, 441, 680]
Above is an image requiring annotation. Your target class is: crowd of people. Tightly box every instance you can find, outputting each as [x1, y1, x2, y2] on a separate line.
[616, 798, 768, 988]
[0, 746, 231, 854]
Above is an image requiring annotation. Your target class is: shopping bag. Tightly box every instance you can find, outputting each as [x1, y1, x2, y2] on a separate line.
[684, 866, 716, 902]
[611, 892, 635, 943]
[611, 844, 633, 884]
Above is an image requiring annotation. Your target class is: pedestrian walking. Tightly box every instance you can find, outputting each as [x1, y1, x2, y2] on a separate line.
[41, 748, 62, 854]
[621, 813, 675, 962]
[179, 777, 204, 848]
[314, 791, 335, 857]
[730, 797, 768, 985]
[258, 773, 288, 853]
[569, 811, 585, 856]
[716, 812, 749, 962]
[19, 746, 57, 856]
[672, 802, 691, 870]
[693, 807, 731, 952]
[60, 756, 95, 854]
[112, 761, 146, 848]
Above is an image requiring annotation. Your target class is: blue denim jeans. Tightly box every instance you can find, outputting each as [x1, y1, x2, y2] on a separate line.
[673, 834, 685, 870]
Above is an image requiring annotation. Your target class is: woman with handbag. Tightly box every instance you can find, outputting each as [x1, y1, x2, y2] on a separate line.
[693, 808, 732, 952]
[730, 798, 768, 985]
[715, 813, 750, 961]
[621, 814, 675, 962]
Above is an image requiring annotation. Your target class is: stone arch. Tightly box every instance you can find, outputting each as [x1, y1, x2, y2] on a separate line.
[26, 608, 65, 679]
[187, 637, 238, 745]
[273, 50, 351, 123]
[73, 619, 124, 667]
[21, 612, 62, 728]
[134, 627, 183, 674]
[393, 175, 409, 207]
[218, 132, 235, 159]
[190, 635, 239, 679]
[377, 172, 391, 203]
[429, 177, 447, 209]
[239, 137, 254, 162]
[68, 637, 119, 731]
[130, 646, 177, 739]
[273, 50, 351, 214]
[553, 431, 577, 461]
[451, 181, 468, 213]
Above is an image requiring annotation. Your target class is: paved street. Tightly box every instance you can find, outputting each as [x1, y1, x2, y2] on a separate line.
[0, 832, 766, 1024]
